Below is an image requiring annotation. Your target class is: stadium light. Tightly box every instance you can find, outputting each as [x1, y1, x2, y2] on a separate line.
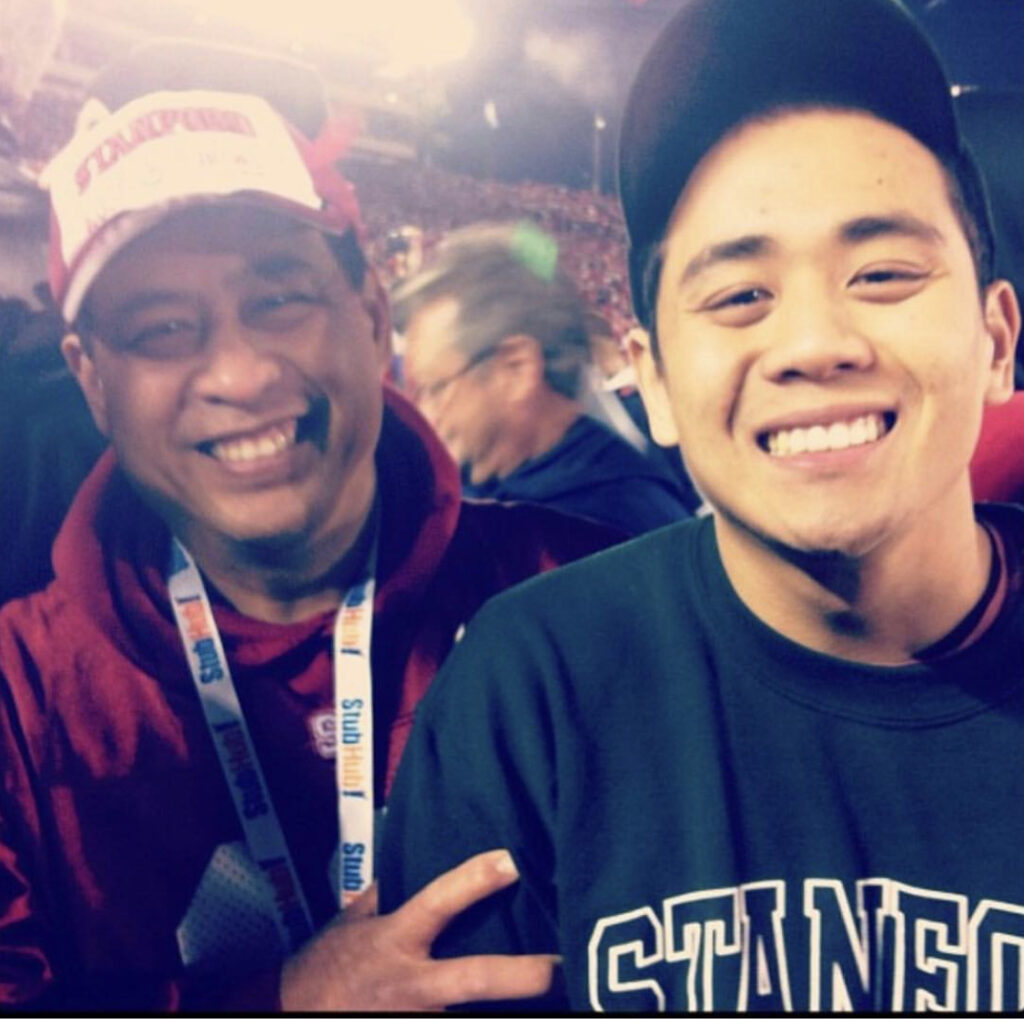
[168, 0, 475, 76]
[591, 112, 606, 193]
[376, 0, 475, 76]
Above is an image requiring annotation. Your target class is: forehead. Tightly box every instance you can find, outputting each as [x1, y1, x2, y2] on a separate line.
[662, 109, 957, 257]
[86, 205, 336, 316]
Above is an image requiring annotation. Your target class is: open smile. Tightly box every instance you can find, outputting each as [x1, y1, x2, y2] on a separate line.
[197, 400, 330, 467]
[758, 411, 897, 457]
[208, 420, 297, 464]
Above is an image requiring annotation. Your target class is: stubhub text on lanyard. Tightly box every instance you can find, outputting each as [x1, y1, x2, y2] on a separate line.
[167, 536, 376, 954]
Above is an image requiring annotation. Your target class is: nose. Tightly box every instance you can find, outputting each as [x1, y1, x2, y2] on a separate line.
[759, 290, 875, 383]
[191, 317, 286, 406]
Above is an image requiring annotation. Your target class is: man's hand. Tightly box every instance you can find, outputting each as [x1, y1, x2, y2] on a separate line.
[279, 849, 558, 1011]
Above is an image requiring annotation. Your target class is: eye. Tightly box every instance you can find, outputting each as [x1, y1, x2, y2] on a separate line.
[709, 287, 772, 309]
[698, 285, 774, 326]
[252, 291, 314, 311]
[243, 289, 326, 329]
[849, 265, 931, 301]
[112, 318, 204, 359]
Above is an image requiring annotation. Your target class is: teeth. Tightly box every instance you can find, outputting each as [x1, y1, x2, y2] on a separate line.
[210, 421, 296, 463]
[826, 422, 849, 449]
[765, 413, 889, 456]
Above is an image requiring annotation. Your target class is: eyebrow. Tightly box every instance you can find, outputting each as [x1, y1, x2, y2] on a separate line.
[106, 254, 320, 320]
[675, 213, 945, 291]
[108, 289, 193, 321]
[677, 235, 775, 288]
[247, 252, 319, 280]
[838, 213, 945, 247]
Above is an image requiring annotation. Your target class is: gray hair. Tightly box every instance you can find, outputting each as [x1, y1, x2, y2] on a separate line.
[391, 222, 590, 399]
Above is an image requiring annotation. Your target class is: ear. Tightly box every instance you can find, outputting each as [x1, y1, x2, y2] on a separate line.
[61, 332, 111, 437]
[361, 269, 394, 375]
[981, 279, 1020, 406]
[493, 334, 545, 399]
[627, 326, 679, 446]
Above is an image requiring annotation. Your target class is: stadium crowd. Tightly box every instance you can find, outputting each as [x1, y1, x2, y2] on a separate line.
[1, 0, 1024, 1013]
[348, 161, 635, 335]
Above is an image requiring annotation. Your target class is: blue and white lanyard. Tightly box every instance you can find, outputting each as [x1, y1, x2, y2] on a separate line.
[333, 569, 376, 909]
[167, 537, 376, 951]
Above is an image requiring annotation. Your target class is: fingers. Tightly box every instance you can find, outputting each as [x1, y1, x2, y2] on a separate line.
[391, 849, 520, 949]
[412, 952, 560, 1010]
[281, 852, 553, 1012]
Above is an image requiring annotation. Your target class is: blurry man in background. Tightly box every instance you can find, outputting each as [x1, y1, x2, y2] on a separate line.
[393, 222, 690, 535]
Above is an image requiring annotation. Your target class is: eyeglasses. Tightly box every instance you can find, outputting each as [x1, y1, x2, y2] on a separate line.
[408, 346, 499, 407]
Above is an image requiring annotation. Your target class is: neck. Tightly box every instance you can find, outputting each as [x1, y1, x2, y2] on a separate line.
[177, 488, 378, 627]
[715, 484, 991, 665]
[470, 395, 581, 484]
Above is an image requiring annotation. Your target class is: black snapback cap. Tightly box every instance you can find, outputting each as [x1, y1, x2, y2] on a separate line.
[618, 0, 981, 324]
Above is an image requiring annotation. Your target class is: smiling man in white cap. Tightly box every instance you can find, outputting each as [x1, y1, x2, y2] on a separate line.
[381, 0, 1024, 1012]
[0, 57, 619, 1010]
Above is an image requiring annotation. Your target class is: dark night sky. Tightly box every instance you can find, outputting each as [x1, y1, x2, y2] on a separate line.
[435, 0, 1024, 189]
[905, 0, 1024, 90]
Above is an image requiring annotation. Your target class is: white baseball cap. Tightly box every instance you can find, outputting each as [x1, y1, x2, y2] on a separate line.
[43, 88, 363, 321]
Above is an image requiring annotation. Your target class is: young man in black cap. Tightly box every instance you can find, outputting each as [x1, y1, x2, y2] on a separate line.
[381, 0, 1024, 1011]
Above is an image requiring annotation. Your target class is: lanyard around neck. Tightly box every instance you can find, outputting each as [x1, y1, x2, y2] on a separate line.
[167, 533, 377, 951]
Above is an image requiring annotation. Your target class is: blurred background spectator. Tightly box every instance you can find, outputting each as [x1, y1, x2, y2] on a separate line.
[392, 222, 690, 535]
[957, 88, 1024, 507]
[957, 89, 1024, 386]
[0, 0, 65, 308]
[0, 0, 106, 607]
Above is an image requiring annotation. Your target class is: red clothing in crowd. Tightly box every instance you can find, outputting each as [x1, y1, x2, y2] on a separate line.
[972, 392, 1024, 506]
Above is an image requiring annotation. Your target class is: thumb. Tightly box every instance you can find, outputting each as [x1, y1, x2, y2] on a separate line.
[343, 882, 379, 921]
